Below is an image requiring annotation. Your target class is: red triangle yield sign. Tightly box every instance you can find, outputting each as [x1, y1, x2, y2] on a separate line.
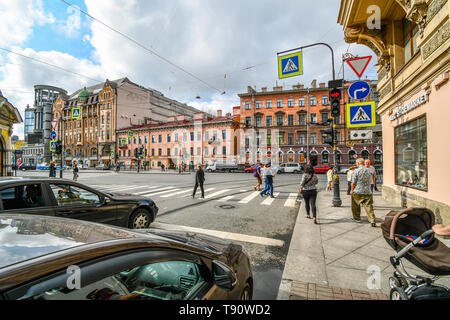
[346, 56, 372, 78]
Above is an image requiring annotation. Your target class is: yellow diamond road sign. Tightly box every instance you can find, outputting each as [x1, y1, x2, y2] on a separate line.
[278, 52, 303, 79]
[346, 101, 376, 128]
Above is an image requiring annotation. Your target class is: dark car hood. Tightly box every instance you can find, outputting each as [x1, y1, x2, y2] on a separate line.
[139, 229, 243, 259]
[106, 193, 153, 202]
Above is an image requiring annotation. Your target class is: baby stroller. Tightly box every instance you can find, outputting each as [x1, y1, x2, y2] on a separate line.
[381, 207, 450, 300]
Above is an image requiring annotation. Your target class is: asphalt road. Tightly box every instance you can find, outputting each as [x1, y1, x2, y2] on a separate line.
[18, 169, 331, 299]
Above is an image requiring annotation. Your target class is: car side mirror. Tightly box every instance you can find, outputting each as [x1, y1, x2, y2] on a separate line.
[212, 260, 238, 291]
[97, 196, 111, 207]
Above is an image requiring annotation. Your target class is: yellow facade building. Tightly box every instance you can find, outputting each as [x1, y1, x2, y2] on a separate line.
[338, 0, 450, 223]
[0, 91, 23, 176]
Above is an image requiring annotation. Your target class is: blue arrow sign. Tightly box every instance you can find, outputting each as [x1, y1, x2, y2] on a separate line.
[348, 81, 370, 100]
[50, 131, 57, 140]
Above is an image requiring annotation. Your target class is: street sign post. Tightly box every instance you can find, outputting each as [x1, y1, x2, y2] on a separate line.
[346, 56, 372, 78]
[348, 81, 370, 100]
[50, 131, 57, 140]
[346, 101, 376, 128]
[278, 51, 303, 79]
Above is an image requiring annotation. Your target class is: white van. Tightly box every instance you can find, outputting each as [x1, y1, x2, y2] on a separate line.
[279, 163, 303, 174]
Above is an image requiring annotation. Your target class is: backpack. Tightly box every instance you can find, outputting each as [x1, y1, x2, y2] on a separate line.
[253, 169, 259, 177]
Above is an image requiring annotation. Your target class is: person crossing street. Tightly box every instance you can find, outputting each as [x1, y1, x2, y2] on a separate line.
[192, 165, 205, 199]
[73, 162, 79, 181]
[351, 158, 377, 227]
[260, 163, 275, 198]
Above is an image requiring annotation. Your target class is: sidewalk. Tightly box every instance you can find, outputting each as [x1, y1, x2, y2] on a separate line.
[277, 187, 450, 300]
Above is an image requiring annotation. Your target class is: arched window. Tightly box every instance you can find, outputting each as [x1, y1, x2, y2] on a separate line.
[299, 151, 306, 163]
[374, 150, 383, 165]
[288, 151, 295, 163]
[349, 150, 356, 164]
[278, 151, 284, 163]
[322, 150, 329, 164]
[361, 150, 370, 160]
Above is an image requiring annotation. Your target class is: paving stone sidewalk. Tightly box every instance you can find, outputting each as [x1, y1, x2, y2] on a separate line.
[277, 187, 450, 300]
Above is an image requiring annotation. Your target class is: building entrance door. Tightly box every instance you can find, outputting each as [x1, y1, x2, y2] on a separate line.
[310, 154, 318, 166]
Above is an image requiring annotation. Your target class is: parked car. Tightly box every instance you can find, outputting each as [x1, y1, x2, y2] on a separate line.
[279, 163, 303, 174]
[314, 164, 331, 174]
[244, 166, 257, 173]
[96, 164, 111, 170]
[0, 214, 253, 300]
[20, 164, 37, 171]
[206, 162, 238, 173]
[0, 178, 158, 229]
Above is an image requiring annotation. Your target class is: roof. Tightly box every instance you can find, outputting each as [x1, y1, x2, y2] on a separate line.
[68, 78, 129, 100]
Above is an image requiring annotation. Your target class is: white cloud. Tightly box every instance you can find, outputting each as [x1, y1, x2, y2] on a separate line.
[54, 5, 82, 38]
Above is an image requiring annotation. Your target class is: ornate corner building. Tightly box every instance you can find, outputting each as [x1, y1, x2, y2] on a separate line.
[338, 0, 450, 223]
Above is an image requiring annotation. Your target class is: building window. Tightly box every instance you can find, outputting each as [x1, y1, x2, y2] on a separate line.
[222, 146, 226, 155]
[183, 133, 187, 142]
[349, 150, 356, 164]
[278, 133, 284, 145]
[151, 149, 155, 156]
[298, 132, 306, 144]
[139, 136, 142, 145]
[144, 136, 148, 144]
[322, 96, 329, 105]
[245, 102, 251, 110]
[197, 132, 201, 141]
[255, 116, 262, 127]
[151, 135, 155, 143]
[299, 98, 305, 107]
[191, 132, 195, 141]
[310, 113, 317, 124]
[310, 133, 317, 144]
[321, 112, 329, 124]
[222, 130, 226, 140]
[361, 150, 370, 160]
[267, 134, 272, 146]
[322, 151, 329, 164]
[245, 117, 252, 127]
[158, 135, 162, 143]
[374, 150, 383, 165]
[197, 147, 201, 156]
[266, 116, 273, 127]
[288, 114, 294, 126]
[256, 101, 261, 109]
[174, 133, 179, 142]
[276, 115, 284, 126]
[310, 96, 317, 106]
[204, 131, 209, 141]
[299, 114, 306, 125]
[288, 98, 294, 107]
[277, 99, 283, 108]
[204, 147, 209, 156]
[266, 100, 272, 109]
[167, 134, 171, 143]
[395, 116, 427, 190]
[288, 133, 294, 145]
[158, 149, 162, 156]
[403, 18, 419, 64]
[167, 148, 171, 156]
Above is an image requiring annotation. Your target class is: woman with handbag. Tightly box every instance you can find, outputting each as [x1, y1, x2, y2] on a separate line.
[299, 164, 319, 224]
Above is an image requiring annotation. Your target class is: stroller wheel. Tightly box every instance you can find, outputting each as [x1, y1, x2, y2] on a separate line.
[389, 276, 408, 290]
[390, 287, 409, 300]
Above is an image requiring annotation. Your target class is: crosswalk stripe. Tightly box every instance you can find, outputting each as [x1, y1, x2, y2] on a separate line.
[218, 195, 234, 202]
[182, 188, 216, 197]
[261, 192, 280, 205]
[100, 185, 138, 191]
[141, 187, 177, 197]
[134, 187, 160, 195]
[284, 193, 298, 207]
[239, 191, 260, 204]
[160, 189, 192, 198]
[204, 189, 231, 199]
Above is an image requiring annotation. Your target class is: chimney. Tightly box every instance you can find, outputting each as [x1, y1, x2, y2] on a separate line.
[273, 86, 283, 91]
[292, 84, 303, 90]
[233, 106, 240, 115]
[194, 112, 204, 120]
[261, 87, 267, 92]
[176, 114, 186, 121]
[226, 112, 231, 117]
[217, 110, 222, 117]
[319, 82, 326, 88]
[247, 86, 256, 94]
[311, 79, 317, 88]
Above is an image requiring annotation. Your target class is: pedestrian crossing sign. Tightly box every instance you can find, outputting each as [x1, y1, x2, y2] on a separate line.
[50, 140, 57, 152]
[346, 101, 376, 128]
[72, 107, 81, 119]
[278, 52, 303, 79]
[128, 131, 134, 138]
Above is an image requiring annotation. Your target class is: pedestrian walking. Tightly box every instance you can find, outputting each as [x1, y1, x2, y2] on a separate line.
[49, 161, 56, 178]
[192, 165, 205, 199]
[326, 166, 334, 191]
[351, 158, 377, 227]
[364, 159, 377, 193]
[73, 163, 79, 181]
[347, 166, 355, 195]
[260, 163, 275, 198]
[299, 164, 319, 224]
[253, 163, 263, 191]
[161, 164, 165, 172]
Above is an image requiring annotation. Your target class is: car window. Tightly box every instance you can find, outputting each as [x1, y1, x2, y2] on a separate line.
[0, 184, 45, 210]
[25, 261, 204, 301]
[50, 184, 101, 207]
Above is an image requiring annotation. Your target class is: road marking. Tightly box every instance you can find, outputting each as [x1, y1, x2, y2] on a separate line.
[182, 187, 216, 197]
[218, 195, 234, 202]
[99, 185, 138, 191]
[284, 193, 298, 207]
[141, 187, 178, 197]
[134, 186, 160, 195]
[261, 192, 280, 205]
[160, 189, 192, 198]
[239, 191, 260, 204]
[204, 189, 231, 199]
[149, 222, 284, 247]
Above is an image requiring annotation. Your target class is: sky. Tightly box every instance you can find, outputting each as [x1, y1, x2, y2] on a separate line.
[0, 0, 377, 139]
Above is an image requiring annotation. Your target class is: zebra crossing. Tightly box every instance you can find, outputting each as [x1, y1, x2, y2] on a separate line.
[90, 184, 299, 208]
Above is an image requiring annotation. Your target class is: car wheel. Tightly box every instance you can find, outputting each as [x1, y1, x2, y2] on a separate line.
[240, 282, 252, 300]
[129, 208, 152, 229]
[294, 170, 299, 174]
[277, 170, 282, 174]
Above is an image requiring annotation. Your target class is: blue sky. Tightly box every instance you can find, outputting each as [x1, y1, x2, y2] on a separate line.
[24, 0, 93, 60]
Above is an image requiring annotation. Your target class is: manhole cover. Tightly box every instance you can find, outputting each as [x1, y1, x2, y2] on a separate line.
[218, 204, 235, 210]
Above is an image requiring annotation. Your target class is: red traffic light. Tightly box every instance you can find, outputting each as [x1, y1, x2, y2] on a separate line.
[330, 88, 341, 100]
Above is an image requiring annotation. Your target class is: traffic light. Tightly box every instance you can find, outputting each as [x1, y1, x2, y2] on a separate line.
[323, 125, 334, 147]
[55, 140, 63, 155]
[134, 148, 138, 158]
[330, 88, 341, 117]
[139, 146, 144, 157]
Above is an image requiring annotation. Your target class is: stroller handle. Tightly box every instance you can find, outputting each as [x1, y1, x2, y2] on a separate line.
[394, 229, 435, 260]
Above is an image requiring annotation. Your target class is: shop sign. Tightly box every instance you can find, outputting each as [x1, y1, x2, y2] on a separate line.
[390, 92, 429, 121]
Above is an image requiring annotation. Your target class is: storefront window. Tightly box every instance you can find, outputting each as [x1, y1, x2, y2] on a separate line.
[395, 116, 427, 191]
